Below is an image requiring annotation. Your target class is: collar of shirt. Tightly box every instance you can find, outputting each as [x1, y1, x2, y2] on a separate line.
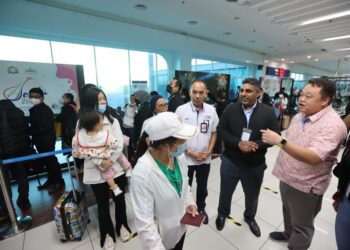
[190, 101, 204, 113]
[301, 105, 333, 126]
[241, 101, 257, 114]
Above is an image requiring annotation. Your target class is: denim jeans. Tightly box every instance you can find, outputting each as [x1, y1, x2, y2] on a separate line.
[335, 195, 350, 250]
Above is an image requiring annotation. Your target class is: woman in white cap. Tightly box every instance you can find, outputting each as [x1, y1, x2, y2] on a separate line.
[130, 112, 198, 250]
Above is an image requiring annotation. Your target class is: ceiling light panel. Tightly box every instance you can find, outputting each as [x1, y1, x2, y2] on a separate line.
[300, 10, 350, 26]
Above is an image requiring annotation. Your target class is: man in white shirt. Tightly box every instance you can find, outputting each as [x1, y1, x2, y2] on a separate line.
[176, 80, 219, 224]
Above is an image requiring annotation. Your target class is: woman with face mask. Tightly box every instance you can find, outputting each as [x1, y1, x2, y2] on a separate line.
[131, 112, 198, 250]
[79, 86, 132, 249]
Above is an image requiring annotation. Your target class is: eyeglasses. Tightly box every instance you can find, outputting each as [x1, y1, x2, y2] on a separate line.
[157, 103, 168, 109]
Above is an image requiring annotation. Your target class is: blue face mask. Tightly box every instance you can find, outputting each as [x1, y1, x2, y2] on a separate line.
[98, 104, 107, 113]
[170, 143, 186, 158]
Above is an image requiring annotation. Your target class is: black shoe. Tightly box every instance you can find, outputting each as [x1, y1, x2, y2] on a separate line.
[244, 218, 261, 237]
[215, 215, 226, 231]
[16, 199, 32, 210]
[48, 182, 65, 194]
[37, 180, 51, 190]
[199, 210, 209, 225]
[269, 231, 289, 242]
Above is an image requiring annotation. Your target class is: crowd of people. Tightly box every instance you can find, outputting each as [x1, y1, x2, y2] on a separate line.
[0, 77, 349, 250]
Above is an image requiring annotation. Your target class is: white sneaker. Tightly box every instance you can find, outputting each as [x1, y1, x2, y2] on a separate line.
[112, 187, 123, 197]
[120, 225, 130, 242]
[103, 234, 115, 250]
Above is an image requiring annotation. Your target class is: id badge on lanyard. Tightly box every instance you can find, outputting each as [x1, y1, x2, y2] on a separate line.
[241, 128, 252, 141]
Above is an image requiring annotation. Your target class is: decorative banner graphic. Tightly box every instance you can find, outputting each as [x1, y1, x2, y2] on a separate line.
[0, 60, 83, 116]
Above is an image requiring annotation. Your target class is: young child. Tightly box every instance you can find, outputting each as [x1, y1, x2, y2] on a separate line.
[72, 109, 132, 196]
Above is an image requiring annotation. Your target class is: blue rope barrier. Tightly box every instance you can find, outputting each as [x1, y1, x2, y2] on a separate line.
[1, 148, 72, 165]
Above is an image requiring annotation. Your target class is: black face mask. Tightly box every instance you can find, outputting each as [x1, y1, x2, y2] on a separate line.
[166, 84, 172, 93]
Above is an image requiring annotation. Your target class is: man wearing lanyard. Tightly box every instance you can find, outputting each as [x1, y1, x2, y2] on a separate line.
[176, 79, 219, 224]
[215, 78, 279, 237]
[261, 78, 347, 249]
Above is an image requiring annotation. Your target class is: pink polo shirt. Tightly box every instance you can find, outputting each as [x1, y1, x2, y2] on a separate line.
[272, 105, 347, 195]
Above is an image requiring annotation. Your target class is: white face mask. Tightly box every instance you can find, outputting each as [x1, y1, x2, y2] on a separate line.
[29, 98, 41, 106]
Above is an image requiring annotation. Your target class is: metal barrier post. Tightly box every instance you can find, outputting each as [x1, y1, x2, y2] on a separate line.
[0, 162, 32, 239]
[0, 148, 71, 239]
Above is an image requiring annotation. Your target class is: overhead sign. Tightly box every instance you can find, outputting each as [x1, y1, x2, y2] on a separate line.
[266, 66, 290, 77]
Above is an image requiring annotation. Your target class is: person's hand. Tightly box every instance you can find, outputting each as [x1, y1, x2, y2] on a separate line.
[188, 151, 202, 162]
[102, 159, 113, 170]
[186, 204, 198, 217]
[197, 150, 212, 161]
[261, 129, 281, 146]
[238, 141, 258, 153]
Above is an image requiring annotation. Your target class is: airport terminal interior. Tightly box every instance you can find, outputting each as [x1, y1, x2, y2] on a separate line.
[0, 0, 350, 249]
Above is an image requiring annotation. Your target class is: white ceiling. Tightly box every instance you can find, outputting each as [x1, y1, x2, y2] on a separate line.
[28, 0, 350, 74]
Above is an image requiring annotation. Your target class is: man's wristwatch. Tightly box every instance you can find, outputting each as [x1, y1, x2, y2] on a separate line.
[277, 137, 288, 148]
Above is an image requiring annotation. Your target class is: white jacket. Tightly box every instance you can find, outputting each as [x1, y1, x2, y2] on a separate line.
[130, 151, 196, 250]
[79, 116, 124, 184]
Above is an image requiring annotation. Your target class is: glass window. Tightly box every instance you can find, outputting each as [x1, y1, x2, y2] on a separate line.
[129, 51, 150, 94]
[95, 46, 129, 108]
[51, 41, 96, 84]
[0, 35, 52, 63]
[156, 54, 169, 98]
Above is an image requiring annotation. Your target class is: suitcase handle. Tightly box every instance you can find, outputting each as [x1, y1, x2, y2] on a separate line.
[66, 155, 82, 202]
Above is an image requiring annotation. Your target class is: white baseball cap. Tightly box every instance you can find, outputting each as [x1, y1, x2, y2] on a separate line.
[144, 112, 198, 141]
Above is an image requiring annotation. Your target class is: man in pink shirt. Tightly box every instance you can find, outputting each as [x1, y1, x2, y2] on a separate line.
[261, 78, 347, 250]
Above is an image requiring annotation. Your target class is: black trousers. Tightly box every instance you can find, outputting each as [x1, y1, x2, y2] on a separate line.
[35, 142, 63, 184]
[169, 233, 186, 250]
[0, 163, 29, 210]
[218, 156, 266, 221]
[188, 163, 210, 211]
[90, 174, 131, 247]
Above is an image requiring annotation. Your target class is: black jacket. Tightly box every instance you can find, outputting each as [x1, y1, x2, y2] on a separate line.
[0, 100, 30, 158]
[29, 102, 56, 147]
[218, 102, 279, 167]
[168, 92, 184, 112]
[134, 102, 152, 139]
[57, 102, 77, 148]
[334, 138, 350, 200]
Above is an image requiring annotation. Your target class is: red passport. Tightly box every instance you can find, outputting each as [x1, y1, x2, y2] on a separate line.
[180, 213, 205, 227]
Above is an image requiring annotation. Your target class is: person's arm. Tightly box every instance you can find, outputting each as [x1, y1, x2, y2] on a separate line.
[343, 114, 350, 130]
[108, 118, 124, 163]
[130, 172, 166, 250]
[261, 128, 323, 165]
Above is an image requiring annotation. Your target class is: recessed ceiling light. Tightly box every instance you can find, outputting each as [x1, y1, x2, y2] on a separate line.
[300, 10, 350, 26]
[314, 58, 319, 61]
[345, 55, 350, 57]
[223, 32, 232, 35]
[290, 61, 294, 63]
[264, 60, 269, 63]
[336, 48, 350, 51]
[281, 58, 285, 61]
[307, 55, 312, 59]
[248, 40, 256, 43]
[187, 20, 198, 25]
[322, 35, 350, 42]
[233, 16, 240, 20]
[134, 4, 148, 10]
[246, 60, 250, 63]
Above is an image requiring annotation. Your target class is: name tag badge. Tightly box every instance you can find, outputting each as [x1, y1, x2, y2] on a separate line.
[241, 128, 252, 141]
[200, 122, 209, 133]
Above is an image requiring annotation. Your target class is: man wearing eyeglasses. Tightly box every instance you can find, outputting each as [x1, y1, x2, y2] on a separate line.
[261, 78, 347, 250]
[175, 79, 219, 225]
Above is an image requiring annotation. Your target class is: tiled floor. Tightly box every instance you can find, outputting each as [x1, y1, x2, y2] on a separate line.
[0, 146, 339, 250]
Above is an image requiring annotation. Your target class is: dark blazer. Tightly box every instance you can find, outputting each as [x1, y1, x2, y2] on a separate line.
[57, 102, 77, 148]
[168, 92, 184, 113]
[218, 102, 279, 167]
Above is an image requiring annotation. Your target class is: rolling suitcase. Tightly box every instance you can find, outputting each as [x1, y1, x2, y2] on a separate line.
[54, 155, 89, 242]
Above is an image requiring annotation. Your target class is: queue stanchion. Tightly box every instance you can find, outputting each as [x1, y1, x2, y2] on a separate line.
[0, 148, 71, 239]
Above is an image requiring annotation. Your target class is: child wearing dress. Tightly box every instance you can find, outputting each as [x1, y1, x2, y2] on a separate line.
[72, 109, 132, 196]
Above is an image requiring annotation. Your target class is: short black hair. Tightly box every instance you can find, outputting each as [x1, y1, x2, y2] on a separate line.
[242, 78, 260, 88]
[29, 87, 44, 97]
[150, 90, 159, 96]
[79, 109, 102, 132]
[307, 78, 336, 104]
[63, 93, 74, 102]
[173, 78, 182, 90]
